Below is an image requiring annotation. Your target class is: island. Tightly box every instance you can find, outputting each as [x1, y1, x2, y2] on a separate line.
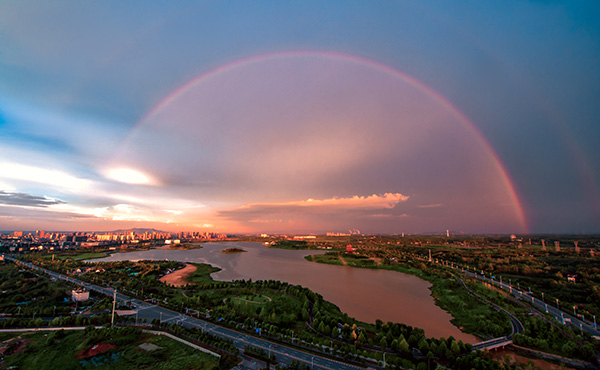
[220, 247, 246, 254]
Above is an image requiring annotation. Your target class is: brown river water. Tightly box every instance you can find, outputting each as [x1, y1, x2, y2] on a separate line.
[94, 242, 479, 343]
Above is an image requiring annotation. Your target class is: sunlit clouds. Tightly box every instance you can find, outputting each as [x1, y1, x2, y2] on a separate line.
[109, 54, 524, 233]
[262, 193, 409, 209]
[106, 167, 154, 185]
[1, 53, 527, 233]
[1, 2, 599, 233]
[0, 162, 91, 192]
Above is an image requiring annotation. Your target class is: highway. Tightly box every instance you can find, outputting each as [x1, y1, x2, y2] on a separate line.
[6, 256, 364, 370]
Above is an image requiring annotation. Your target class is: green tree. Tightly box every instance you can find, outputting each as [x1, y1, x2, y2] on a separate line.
[357, 331, 366, 346]
[380, 337, 387, 350]
[450, 340, 460, 355]
[331, 326, 338, 338]
[437, 342, 447, 358]
[399, 338, 409, 354]
[418, 338, 429, 354]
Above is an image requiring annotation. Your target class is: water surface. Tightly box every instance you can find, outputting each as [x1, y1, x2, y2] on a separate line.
[95, 242, 478, 343]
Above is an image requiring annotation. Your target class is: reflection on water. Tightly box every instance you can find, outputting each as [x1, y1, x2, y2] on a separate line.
[95, 242, 478, 343]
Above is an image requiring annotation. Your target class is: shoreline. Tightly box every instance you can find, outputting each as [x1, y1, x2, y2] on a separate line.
[159, 263, 198, 286]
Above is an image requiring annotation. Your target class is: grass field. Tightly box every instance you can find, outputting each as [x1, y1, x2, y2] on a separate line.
[230, 294, 271, 305]
[0, 327, 220, 370]
[184, 263, 221, 285]
[45, 252, 108, 261]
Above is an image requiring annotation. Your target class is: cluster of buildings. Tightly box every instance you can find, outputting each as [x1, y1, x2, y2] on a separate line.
[0, 229, 228, 252]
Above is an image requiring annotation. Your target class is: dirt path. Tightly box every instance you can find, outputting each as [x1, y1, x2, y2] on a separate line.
[159, 263, 197, 287]
[338, 256, 348, 266]
[230, 295, 273, 304]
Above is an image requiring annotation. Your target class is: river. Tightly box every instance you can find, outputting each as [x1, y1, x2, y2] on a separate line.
[94, 241, 478, 343]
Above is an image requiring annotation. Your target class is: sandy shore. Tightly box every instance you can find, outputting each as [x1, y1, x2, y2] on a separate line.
[159, 263, 197, 286]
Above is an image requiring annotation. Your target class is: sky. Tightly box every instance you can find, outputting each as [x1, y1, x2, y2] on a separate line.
[0, 1, 599, 235]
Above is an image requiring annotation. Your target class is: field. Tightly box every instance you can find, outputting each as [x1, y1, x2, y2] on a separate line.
[0, 327, 220, 370]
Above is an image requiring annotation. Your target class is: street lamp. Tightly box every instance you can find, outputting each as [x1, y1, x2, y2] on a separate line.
[542, 292, 544, 301]
[573, 306, 577, 316]
[556, 298, 559, 309]
[545, 304, 548, 313]
[594, 315, 597, 327]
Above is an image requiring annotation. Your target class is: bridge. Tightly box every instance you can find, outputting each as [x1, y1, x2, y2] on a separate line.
[454, 276, 524, 352]
[472, 336, 512, 351]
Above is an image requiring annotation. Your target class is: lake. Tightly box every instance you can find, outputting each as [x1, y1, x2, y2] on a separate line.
[94, 241, 478, 343]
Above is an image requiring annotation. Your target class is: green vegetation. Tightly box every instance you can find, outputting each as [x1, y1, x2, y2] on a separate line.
[220, 248, 246, 254]
[15, 233, 600, 369]
[1, 326, 220, 370]
[185, 263, 221, 285]
[268, 240, 310, 249]
[307, 252, 511, 339]
[304, 234, 600, 364]
[42, 251, 108, 261]
[0, 262, 73, 318]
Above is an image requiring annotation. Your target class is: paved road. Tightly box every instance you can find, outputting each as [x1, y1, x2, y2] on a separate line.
[7, 256, 364, 370]
[454, 266, 600, 339]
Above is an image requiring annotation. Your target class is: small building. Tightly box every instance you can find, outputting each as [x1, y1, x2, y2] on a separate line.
[72, 289, 90, 302]
[345, 244, 354, 254]
[567, 274, 577, 283]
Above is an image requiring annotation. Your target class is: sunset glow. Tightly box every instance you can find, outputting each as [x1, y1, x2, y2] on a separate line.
[106, 168, 153, 185]
[0, 1, 598, 233]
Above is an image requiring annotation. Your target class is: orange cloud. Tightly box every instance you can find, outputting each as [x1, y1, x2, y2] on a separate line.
[243, 193, 409, 210]
[218, 193, 409, 233]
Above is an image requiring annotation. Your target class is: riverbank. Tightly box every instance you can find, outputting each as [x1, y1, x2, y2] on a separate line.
[80, 242, 478, 342]
[305, 252, 507, 340]
[160, 263, 198, 286]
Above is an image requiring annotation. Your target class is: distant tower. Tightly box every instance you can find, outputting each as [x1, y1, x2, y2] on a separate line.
[518, 243, 522, 249]
[541, 239, 546, 250]
[574, 241, 580, 254]
[446, 229, 450, 237]
[528, 238, 532, 245]
[555, 241, 560, 252]
[428, 249, 432, 262]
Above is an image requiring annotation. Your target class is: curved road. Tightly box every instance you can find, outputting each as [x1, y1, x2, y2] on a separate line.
[456, 266, 600, 339]
[7, 256, 363, 370]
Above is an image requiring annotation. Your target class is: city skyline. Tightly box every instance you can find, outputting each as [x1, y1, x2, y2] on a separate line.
[1, 2, 599, 234]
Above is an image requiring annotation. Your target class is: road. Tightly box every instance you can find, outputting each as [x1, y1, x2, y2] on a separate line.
[6, 256, 364, 370]
[455, 265, 600, 339]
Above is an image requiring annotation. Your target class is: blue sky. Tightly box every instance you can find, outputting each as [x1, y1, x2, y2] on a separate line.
[0, 1, 598, 234]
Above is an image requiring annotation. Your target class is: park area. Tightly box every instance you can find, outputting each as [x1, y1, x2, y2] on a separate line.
[0, 326, 219, 369]
[0, 327, 220, 370]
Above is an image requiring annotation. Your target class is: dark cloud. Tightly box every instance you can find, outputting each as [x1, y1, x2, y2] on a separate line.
[0, 191, 64, 207]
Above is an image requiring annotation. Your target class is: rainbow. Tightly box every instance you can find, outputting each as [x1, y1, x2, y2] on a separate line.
[133, 50, 529, 233]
